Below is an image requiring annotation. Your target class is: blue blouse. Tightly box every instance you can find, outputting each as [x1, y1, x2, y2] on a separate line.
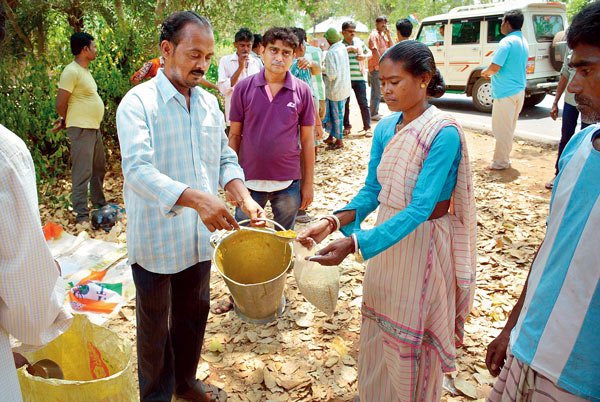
[337, 111, 461, 260]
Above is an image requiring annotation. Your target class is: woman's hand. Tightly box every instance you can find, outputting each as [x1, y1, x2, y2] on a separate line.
[308, 237, 353, 266]
[297, 219, 332, 247]
[485, 329, 510, 377]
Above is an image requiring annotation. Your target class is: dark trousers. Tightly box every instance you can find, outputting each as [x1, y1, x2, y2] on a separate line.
[369, 70, 382, 116]
[235, 180, 301, 230]
[555, 102, 590, 174]
[67, 127, 106, 220]
[344, 80, 371, 130]
[132, 261, 211, 402]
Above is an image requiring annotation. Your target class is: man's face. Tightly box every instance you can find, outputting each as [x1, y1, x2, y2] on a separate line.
[568, 43, 600, 123]
[234, 40, 252, 58]
[263, 40, 294, 75]
[253, 43, 264, 55]
[161, 23, 214, 90]
[500, 19, 510, 35]
[85, 41, 97, 61]
[342, 27, 355, 43]
[295, 42, 306, 57]
[376, 20, 387, 33]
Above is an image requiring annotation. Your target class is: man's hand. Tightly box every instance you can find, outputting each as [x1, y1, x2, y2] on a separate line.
[486, 330, 510, 377]
[308, 237, 353, 266]
[238, 54, 249, 69]
[300, 181, 313, 210]
[550, 102, 559, 120]
[297, 219, 332, 247]
[296, 57, 311, 70]
[481, 70, 491, 79]
[316, 125, 324, 140]
[178, 189, 239, 232]
[52, 118, 66, 133]
[240, 197, 266, 225]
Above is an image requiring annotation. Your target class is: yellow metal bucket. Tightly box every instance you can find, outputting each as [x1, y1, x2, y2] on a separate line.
[210, 219, 293, 324]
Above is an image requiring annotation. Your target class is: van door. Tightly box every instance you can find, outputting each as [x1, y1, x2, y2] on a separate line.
[416, 22, 448, 80]
[525, 13, 566, 79]
[446, 18, 482, 86]
[483, 15, 504, 67]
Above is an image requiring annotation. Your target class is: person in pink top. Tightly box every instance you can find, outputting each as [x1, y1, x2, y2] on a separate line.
[368, 16, 393, 121]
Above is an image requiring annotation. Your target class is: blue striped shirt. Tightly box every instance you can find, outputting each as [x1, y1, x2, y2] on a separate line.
[116, 69, 244, 274]
[510, 125, 600, 401]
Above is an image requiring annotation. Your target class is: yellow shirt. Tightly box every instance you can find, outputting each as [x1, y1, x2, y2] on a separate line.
[58, 61, 104, 129]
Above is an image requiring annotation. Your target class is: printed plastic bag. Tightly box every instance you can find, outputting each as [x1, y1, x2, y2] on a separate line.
[293, 241, 340, 316]
[68, 270, 122, 314]
[17, 314, 137, 402]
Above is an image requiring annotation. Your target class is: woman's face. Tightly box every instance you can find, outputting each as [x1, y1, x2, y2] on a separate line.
[379, 58, 429, 112]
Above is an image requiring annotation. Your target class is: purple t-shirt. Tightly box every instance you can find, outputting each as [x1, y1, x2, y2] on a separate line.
[229, 69, 315, 181]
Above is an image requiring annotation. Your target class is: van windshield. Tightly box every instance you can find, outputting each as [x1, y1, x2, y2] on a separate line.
[533, 15, 564, 42]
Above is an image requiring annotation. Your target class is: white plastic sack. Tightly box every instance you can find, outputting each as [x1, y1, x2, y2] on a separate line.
[293, 241, 340, 316]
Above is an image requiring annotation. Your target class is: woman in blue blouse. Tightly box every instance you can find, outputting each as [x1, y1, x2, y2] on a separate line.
[298, 40, 477, 401]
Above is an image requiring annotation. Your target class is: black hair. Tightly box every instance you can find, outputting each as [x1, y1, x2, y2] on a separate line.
[342, 21, 357, 31]
[567, 1, 600, 50]
[503, 9, 524, 31]
[160, 11, 211, 46]
[262, 27, 299, 50]
[253, 33, 263, 50]
[381, 40, 446, 98]
[70, 32, 94, 55]
[291, 27, 307, 44]
[376, 16, 387, 23]
[396, 18, 413, 38]
[235, 27, 253, 43]
[0, 3, 6, 44]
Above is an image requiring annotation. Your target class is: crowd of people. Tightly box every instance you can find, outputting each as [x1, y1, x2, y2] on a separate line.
[1, 2, 599, 402]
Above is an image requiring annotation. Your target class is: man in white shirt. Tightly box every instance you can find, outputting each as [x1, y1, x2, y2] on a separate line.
[0, 9, 72, 401]
[217, 28, 262, 126]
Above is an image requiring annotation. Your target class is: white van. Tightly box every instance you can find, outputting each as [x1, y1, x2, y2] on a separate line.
[415, 1, 567, 112]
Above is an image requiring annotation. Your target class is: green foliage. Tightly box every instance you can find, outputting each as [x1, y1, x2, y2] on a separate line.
[567, 0, 592, 21]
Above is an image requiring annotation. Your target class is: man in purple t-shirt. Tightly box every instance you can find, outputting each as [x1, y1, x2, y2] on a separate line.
[228, 27, 315, 231]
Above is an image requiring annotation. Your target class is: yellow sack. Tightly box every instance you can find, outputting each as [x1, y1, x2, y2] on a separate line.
[17, 314, 137, 402]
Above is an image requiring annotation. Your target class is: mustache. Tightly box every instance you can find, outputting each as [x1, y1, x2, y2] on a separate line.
[271, 61, 285, 66]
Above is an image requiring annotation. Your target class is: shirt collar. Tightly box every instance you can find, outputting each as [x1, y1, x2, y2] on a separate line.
[253, 68, 295, 91]
[155, 68, 198, 104]
[507, 31, 522, 37]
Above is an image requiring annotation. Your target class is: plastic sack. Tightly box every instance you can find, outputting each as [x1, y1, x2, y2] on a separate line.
[17, 314, 137, 402]
[293, 241, 340, 316]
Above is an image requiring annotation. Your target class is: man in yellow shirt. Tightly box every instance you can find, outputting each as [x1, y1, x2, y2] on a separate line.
[53, 32, 106, 224]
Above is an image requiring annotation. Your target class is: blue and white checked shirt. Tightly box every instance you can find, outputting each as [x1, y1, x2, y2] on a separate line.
[116, 69, 244, 274]
[323, 41, 352, 101]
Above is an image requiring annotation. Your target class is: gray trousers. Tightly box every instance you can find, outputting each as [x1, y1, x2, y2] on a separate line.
[369, 70, 382, 116]
[67, 127, 106, 220]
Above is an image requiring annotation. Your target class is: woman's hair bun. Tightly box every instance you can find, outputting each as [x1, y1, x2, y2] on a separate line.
[427, 69, 446, 98]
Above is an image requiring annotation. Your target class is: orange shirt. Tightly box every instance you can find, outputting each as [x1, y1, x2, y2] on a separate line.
[130, 57, 163, 83]
[367, 30, 392, 72]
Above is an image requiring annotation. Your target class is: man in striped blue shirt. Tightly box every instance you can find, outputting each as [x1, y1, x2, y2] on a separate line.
[486, 3, 600, 401]
[116, 12, 263, 402]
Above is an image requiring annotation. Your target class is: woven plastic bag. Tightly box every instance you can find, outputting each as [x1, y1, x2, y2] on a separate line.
[17, 314, 137, 402]
[293, 241, 340, 316]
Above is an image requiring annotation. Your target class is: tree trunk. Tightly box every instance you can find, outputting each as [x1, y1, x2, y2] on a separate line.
[35, 20, 45, 57]
[0, 0, 35, 53]
[114, 0, 127, 31]
[66, 1, 84, 32]
[155, 0, 167, 23]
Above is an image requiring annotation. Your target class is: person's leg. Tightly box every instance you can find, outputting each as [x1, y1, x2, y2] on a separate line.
[369, 70, 381, 118]
[270, 180, 302, 230]
[555, 102, 580, 174]
[68, 127, 96, 222]
[491, 93, 521, 169]
[131, 263, 174, 402]
[343, 95, 351, 130]
[171, 261, 211, 395]
[90, 129, 107, 207]
[354, 80, 371, 130]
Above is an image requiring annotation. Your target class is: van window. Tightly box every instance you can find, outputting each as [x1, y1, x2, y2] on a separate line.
[533, 15, 564, 42]
[487, 18, 505, 43]
[452, 21, 480, 44]
[417, 24, 445, 46]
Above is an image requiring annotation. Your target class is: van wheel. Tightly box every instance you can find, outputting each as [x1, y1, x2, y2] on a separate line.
[472, 78, 493, 113]
[524, 93, 546, 108]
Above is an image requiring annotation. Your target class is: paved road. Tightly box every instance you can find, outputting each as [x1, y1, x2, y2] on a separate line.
[376, 92, 566, 145]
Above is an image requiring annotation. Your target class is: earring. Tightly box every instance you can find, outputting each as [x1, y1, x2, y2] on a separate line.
[420, 83, 426, 88]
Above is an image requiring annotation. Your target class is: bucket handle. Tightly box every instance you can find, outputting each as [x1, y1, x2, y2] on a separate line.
[238, 218, 286, 233]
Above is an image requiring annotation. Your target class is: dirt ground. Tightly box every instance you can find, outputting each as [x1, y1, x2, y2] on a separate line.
[40, 109, 559, 401]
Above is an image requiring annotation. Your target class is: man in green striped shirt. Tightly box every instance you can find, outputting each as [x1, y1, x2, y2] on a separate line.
[342, 21, 373, 137]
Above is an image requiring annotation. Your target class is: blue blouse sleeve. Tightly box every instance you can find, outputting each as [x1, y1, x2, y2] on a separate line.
[355, 126, 461, 260]
[336, 114, 399, 237]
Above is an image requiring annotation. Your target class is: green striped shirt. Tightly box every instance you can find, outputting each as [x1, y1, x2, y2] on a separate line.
[342, 38, 369, 81]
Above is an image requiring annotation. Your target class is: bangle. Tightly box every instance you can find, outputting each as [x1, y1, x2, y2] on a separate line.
[324, 214, 340, 231]
[351, 233, 363, 260]
[319, 217, 335, 233]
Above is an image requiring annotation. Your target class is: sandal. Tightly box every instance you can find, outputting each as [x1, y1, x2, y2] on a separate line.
[343, 127, 352, 136]
[324, 135, 335, 145]
[326, 142, 343, 150]
[210, 296, 234, 315]
[175, 379, 227, 401]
